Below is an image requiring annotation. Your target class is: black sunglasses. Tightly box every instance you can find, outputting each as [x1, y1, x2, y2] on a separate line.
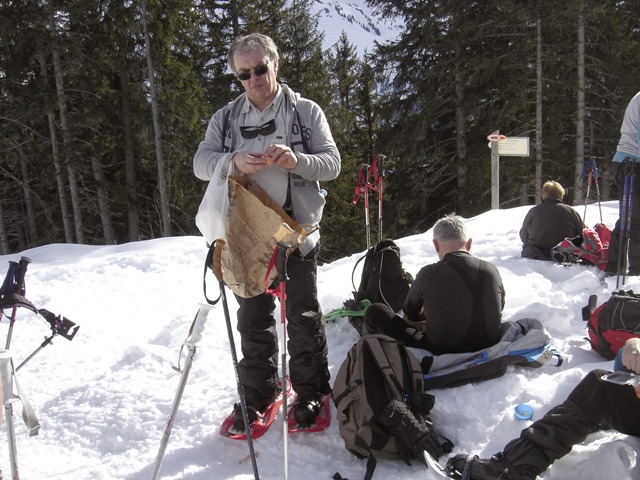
[240, 119, 276, 139]
[236, 60, 271, 81]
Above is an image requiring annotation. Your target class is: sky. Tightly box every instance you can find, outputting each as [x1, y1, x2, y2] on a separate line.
[1, 198, 639, 480]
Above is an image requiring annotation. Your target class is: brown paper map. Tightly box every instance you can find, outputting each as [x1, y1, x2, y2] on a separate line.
[220, 176, 311, 298]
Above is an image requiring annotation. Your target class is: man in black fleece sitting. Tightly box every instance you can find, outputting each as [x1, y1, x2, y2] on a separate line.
[363, 213, 505, 356]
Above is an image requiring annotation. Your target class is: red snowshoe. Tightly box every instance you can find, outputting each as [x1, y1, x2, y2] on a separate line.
[220, 379, 293, 441]
[287, 394, 331, 433]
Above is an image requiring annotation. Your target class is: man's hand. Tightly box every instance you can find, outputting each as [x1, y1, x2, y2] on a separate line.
[621, 337, 640, 374]
[232, 151, 271, 174]
[262, 144, 298, 170]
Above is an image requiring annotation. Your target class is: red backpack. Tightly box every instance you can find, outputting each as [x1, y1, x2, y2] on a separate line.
[582, 290, 640, 360]
[552, 223, 611, 271]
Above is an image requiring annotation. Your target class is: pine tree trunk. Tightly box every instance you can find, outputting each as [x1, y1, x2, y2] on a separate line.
[91, 155, 116, 244]
[141, 0, 171, 237]
[574, 5, 586, 204]
[455, 41, 467, 189]
[38, 49, 74, 243]
[50, 7, 85, 243]
[535, 9, 543, 205]
[0, 198, 8, 255]
[16, 142, 38, 243]
[119, 71, 141, 242]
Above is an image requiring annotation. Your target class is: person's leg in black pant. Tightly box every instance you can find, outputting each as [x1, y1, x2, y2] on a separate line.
[447, 369, 640, 479]
[501, 369, 640, 477]
[285, 247, 331, 400]
[234, 292, 279, 410]
[363, 303, 431, 349]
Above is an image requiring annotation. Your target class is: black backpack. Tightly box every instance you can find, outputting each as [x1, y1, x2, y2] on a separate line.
[346, 239, 413, 335]
[332, 334, 449, 480]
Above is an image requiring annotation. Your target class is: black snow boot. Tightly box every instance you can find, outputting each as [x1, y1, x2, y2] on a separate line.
[292, 397, 321, 428]
[445, 453, 534, 480]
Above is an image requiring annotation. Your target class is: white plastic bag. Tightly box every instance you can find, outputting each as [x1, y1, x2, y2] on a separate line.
[195, 156, 233, 244]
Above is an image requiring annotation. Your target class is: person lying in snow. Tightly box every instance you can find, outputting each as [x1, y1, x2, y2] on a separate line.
[445, 337, 640, 479]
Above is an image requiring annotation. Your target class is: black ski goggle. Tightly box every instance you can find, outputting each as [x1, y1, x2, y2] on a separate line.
[240, 119, 276, 139]
[236, 60, 271, 81]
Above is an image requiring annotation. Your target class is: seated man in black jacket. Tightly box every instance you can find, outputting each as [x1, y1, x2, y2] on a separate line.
[520, 180, 584, 260]
[363, 214, 505, 355]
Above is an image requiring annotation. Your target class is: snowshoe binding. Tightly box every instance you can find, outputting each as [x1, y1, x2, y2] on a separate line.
[287, 394, 331, 433]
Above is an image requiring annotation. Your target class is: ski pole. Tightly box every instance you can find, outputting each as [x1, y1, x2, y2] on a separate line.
[581, 159, 594, 222]
[150, 303, 213, 480]
[353, 164, 371, 249]
[377, 155, 385, 242]
[0, 352, 20, 480]
[617, 158, 635, 288]
[0, 256, 32, 480]
[265, 242, 291, 480]
[4, 257, 31, 350]
[211, 240, 260, 480]
[15, 309, 79, 372]
[593, 166, 603, 223]
[587, 158, 603, 223]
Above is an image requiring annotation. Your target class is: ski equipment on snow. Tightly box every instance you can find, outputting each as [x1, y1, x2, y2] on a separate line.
[264, 241, 292, 480]
[210, 239, 260, 479]
[220, 377, 293, 440]
[353, 155, 386, 249]
[0, 257, 80, 480]
[617, 157, 635, 287]
[151, 303, 214, 480]
[287, 394, 331, 433]
[581, 157, 603, 223]
[551, 224, 611, 270]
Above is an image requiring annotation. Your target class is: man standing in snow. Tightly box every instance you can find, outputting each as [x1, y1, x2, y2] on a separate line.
[193, 33, 340, 431]
[606, 91, 640, 277]
[446, 337, 640, 479]
[519, 180, 584, 261]
[363, 214, 505, 355]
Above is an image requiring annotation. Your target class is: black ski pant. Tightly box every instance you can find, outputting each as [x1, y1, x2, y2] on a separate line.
[606, 161, 640, 276]
[501, 369, 640, 478]
[234, 246, 331, 409]
[363, 303, 433, 350]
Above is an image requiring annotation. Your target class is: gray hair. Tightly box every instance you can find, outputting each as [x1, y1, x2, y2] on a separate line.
[433, 214, 469, 243]
[228, 33, 280, 72]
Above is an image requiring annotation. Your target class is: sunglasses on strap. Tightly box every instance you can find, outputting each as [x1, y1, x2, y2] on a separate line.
[239, 119, 276, 139]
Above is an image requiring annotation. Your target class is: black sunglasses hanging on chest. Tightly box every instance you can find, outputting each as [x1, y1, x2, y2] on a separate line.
[240, 119, 276, 139]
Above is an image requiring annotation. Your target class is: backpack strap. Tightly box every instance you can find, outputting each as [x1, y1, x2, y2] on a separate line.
[375, 245, 402, 310]
[366, 336, 424, 401]
[364, 455, 377, 480]
[351, 250, 369, 293]
[365, 337, 406, 402]
[202, 242, 222, 306]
